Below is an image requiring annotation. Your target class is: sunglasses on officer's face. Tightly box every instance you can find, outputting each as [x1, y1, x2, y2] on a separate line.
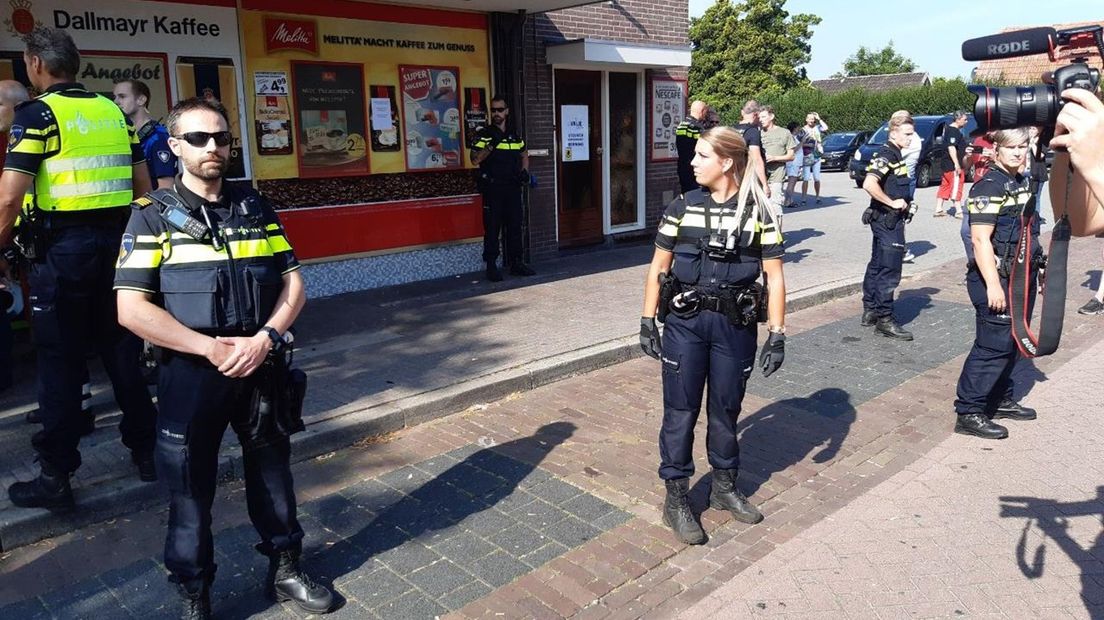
[174, 131, 233, 148]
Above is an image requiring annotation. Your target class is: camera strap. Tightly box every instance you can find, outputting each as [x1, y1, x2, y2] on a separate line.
[1008, 211, 1069, 358]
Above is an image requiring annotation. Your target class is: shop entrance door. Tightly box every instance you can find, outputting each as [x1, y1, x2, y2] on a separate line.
[555, 69, 604, 247]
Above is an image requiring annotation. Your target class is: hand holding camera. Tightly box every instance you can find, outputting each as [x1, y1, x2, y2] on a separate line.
[1050, 88, 1104, 178]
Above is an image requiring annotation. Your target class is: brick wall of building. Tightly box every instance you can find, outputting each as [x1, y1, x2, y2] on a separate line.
[521, 1, 689, 260]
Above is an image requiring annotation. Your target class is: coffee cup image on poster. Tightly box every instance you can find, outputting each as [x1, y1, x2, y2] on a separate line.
[292, 62, 368, 177]
[400, 65, 462, 171]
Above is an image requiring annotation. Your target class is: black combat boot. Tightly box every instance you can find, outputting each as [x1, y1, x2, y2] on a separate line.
[264, 548, 333, 613]
[709, 469, 763, 524]
[509, 262, 536, 277]
[662, 478, 706, 545]
[860, 310, 877, 327]
[486, 262, 503, 282]
[176, 581, 211, 620]
[132, 451, 157, 482]
[954, 413, 1009, 439]
[993, 399, 1037, 421]
[8, 461, 75, 513]
[875, 316, 914, 341]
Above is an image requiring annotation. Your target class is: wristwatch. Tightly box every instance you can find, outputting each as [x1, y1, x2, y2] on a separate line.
[767, 325, 786, 335]
[260, 326, 284, 351]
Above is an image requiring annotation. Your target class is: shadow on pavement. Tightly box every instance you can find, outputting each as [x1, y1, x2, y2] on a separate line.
[688, 388, 856, 509]
[895, 287, 939, 325]
[785, 196, 847, 212]
[1000, 488, 1104, 619]
[907, 240, 937, 260]
[301, 421, 577, 614]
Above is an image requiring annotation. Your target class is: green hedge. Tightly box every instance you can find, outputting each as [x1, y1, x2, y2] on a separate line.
[720, 78, 977, 132]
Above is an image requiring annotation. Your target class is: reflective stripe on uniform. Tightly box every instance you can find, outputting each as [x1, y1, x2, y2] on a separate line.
[48, 178, 133, 198]
[45, 154, 132, 174]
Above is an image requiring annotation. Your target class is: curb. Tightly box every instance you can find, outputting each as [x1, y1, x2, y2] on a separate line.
[0, 277, 866, 552]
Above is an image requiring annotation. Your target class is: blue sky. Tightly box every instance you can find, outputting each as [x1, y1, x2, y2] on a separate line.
[688, 0, 1098, 79]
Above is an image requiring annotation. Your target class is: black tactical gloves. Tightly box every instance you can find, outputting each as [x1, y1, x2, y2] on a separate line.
[640, 316, 662, 360]
[759, 331, 785, 377]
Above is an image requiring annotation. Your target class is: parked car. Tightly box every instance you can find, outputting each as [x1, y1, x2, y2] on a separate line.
[849, 114, 978, 188]
[819, 131, 870, 171]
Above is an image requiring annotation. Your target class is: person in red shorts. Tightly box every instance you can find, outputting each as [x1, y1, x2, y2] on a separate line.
[934, 111, 969, 218]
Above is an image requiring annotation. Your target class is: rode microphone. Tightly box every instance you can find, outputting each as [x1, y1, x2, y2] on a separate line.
[962, 27, 1057, 61]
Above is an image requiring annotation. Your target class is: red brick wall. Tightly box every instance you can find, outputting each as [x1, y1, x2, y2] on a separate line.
[521, 1, 689, 260]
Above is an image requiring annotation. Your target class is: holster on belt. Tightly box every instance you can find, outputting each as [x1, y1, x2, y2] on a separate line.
[657, 272, 680, 323]
[13, 210, 45, 262]
[243, 355, 307, 451]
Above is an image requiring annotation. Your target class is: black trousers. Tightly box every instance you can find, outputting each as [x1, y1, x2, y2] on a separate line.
[0, 304, 12, 391]
[861, 216, 906, 318]
[482, 185, 523, 264]
[954, 269, 1037, 415]
[28, 225, 156, 473]
[157, 354, 303, 588]
[658, 310, 756, 480]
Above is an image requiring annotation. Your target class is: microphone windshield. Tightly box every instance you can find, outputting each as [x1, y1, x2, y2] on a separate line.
[962, 27, 1057, 61]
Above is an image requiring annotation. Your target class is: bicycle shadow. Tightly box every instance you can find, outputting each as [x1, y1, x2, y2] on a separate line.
[1000, 488, 1104, 618]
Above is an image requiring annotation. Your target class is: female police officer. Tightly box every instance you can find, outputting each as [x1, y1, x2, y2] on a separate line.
[639, 126, 786, 544]
[953, 127, 1039, 440]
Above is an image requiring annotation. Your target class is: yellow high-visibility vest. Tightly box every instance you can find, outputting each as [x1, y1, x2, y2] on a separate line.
[33, 91, 133, 212]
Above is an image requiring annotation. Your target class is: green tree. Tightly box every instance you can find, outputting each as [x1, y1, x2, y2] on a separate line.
[689, 0, 821, 114]
[833, 41, 917, 77]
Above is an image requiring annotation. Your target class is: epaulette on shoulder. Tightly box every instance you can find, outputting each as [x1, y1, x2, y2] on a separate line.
[132, 196, 154, 210]
[682, 188, 705, 206]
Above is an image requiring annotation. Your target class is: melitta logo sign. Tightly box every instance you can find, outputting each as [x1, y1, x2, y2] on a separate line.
[264, 16, 318, 55]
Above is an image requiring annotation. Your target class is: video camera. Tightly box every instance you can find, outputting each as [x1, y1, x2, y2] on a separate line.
[961, 25, 1103, 133]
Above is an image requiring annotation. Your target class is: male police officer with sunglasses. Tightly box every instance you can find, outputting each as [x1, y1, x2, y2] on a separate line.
[0, 28, 158, 511]
[114, 98, 331, 618]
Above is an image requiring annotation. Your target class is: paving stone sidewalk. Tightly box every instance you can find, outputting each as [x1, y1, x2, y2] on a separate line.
[1, 224, 1101, 619]
[0, 173, 989, 545]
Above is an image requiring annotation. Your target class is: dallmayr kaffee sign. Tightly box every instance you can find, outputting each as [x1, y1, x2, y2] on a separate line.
[2, 0, 240, 57]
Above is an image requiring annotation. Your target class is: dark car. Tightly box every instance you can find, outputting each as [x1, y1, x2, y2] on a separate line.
[819, 131, 870, 171]
[849, 114, 978, 188]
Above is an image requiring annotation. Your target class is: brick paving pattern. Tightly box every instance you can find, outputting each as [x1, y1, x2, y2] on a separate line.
[3, 176, 1101, 619]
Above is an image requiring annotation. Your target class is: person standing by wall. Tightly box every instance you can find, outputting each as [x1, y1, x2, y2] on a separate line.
[674, 100, 708, 196]
[471, 95, 534, 282]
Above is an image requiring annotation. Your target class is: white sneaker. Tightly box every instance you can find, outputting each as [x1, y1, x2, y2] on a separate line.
[902, 251, 916, 263]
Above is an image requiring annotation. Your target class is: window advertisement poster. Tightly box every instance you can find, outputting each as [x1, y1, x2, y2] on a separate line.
[0, 0, 249, 177]
[561, 104, 589, 162]
[399, 65, 462, 171]
[256, 95, 293, 156]
[650, 78, 686, 162]
[463, 87, 487, 151]
[292, 62, 369, 178]
[255, 71, 289, 96]
[369, 85, 400, 153]
[238, 8, 490, 180]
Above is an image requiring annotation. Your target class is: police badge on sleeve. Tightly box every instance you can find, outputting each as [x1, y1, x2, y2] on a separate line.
[117, 233, 136, 267]
[157, 151, 171, 163]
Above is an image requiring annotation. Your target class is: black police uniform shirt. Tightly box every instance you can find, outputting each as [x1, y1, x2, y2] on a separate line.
[865, 143, 910, 209]
[939, 125, 964, 174]
[965, 165, 1038, 261]
[113, 180, 299, 335]
[674, 117, 703, 193]
[4, 82, 145, 182]
[137, 120, 178, 181]
[472, 125, 525, 186]
[655, 191, 784, 290]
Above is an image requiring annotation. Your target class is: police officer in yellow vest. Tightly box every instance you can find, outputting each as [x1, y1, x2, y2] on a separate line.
[0, 28, 156, 512]
[115, 98, 332, 618]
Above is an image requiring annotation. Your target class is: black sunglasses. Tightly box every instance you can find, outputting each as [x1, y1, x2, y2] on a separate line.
[490, 107, 507, 112]
[175, 131, 233, 147]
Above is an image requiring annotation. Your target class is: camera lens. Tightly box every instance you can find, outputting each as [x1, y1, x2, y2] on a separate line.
[968, 84, 1059, 133]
